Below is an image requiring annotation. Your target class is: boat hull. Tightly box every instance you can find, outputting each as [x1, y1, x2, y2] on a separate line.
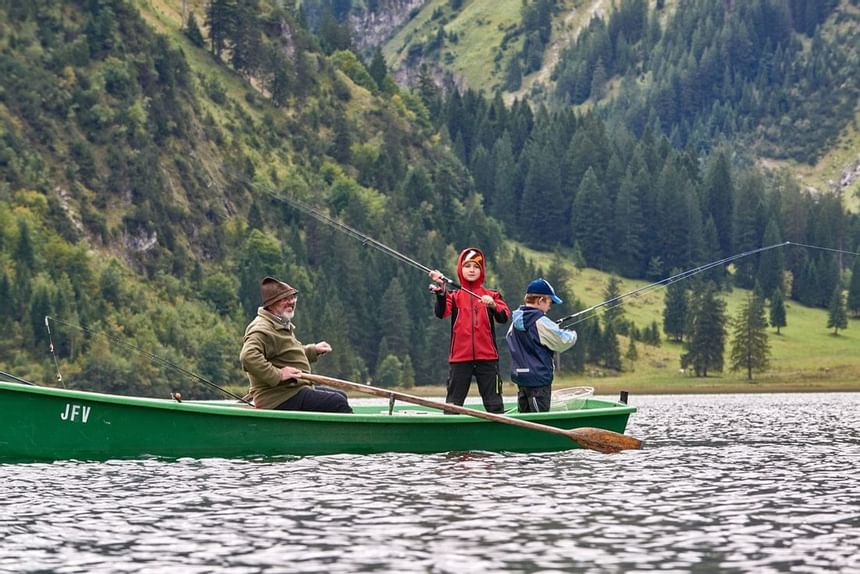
[0, 381, 635, 462]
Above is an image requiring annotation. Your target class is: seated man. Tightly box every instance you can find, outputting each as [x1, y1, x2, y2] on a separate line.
[240, 276, 352, 413]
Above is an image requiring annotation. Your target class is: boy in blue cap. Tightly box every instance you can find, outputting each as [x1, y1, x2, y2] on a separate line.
[505, 278, 578, 412]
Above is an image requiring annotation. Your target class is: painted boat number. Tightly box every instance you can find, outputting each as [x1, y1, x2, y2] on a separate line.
[60, 403, 91, 423]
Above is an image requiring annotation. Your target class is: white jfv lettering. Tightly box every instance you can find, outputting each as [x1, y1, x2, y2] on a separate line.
[60, 403, 91, 423]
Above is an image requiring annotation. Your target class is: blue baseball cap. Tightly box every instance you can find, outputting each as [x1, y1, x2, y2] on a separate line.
[526, 278, 563, 304]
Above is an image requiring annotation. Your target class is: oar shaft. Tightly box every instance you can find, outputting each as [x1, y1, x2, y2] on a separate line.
[301, 373, 641, 453]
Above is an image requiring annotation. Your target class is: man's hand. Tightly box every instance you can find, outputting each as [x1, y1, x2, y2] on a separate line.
[314, 341, 332, 354]
[480, 295, 496, 309]
[280, 366, 304, 381]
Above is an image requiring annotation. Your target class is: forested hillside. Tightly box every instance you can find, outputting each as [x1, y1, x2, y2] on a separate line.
[377, 0, 860, 174]
[0, 0, 503, 395]
[1, 0, 859, 397]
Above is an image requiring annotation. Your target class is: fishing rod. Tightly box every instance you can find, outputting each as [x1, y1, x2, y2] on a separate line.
[45, 316, 252, 405]
[0, 369, 37, 386]
[555, 240, 860, 329]
[267, 189, 483, 300]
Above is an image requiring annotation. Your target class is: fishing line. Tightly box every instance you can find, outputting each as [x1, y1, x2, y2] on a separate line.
[0, 370, 37, 386]
[263, 188, 483, 300]
[44, 316, 252, 404]
[556, 241, 859, 330]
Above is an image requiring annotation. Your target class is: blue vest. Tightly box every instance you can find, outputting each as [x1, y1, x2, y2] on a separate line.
[506, 306, 555, 387]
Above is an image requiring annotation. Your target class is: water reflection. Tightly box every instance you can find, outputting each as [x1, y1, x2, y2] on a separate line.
[1, 393, 858, 573]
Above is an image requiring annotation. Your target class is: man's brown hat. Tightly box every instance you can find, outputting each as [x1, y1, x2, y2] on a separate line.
[260, 276, 298, 307]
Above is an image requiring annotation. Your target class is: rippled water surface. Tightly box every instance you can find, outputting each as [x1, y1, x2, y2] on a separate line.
[2, 393, 859, 573]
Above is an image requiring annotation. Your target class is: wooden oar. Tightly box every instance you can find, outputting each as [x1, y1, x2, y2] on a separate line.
[301, 373, 642, 454]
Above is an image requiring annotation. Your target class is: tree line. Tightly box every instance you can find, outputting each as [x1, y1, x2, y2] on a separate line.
[0, 0, 858, 398]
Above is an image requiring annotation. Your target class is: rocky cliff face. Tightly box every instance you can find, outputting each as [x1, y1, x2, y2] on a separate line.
[349, 0, 426, 54]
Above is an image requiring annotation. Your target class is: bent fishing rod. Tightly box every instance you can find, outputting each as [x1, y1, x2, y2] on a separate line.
[555, 241, 860, 329]
[45, 316, 252, 404]
[266, 189, 483, 300]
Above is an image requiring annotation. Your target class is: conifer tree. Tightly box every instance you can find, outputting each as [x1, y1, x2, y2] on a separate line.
[519, 139, 565, 246]
[625, 337, 638, 364]
[504, 57, 522, 91]
[613, 168, 645, 277]
[729, 294, 770, 380]
[28, 280, 54, 350]
[602, 276, 626, 333]
[769, 287, 787, 335]
[756, 219, 785, 295]
[491, 132, 517, 229]
[400, 355, 415, 389]
[662, 274, 688, 342]
[206, 0, 234, 58]
[185, 13, 205, 48]
[681, 282, 726, 377]
[368, 47, 387, 92]
[795, 257, 818, 307]
[732, 171, 767, 289]
[0, 271, 13, 321]
[15, 218, 36, 272]
[379, 277, 410, 359]
[602, 319, 622, 371]
[702, 148, 733, 256]
[826, 286, 848, 335]
[848, 257, 860, 318]
[571, 168, 611, 268]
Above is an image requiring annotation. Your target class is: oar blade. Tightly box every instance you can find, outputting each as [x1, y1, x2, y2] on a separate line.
[567, 427, 643, 454]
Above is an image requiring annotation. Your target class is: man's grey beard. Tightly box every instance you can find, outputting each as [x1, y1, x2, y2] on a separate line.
[280, 310, 295, 322]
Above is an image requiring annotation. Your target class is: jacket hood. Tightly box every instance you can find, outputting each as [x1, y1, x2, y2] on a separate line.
[457, 247, 485, 288]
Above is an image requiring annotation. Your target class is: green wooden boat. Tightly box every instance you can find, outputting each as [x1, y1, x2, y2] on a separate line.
[0, 379, 637, 462]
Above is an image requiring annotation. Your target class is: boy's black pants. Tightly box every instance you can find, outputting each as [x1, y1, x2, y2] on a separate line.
[445, 361, 504, 413]
[516, 385, 552, 413]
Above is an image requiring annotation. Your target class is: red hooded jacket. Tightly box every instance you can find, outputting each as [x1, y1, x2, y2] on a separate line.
[434, 248, 510, 363]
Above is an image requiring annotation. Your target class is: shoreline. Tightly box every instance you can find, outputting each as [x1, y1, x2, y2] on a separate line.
[378, 380, 860, 398]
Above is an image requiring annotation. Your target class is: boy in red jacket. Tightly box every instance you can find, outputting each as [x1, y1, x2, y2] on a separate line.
[429, 248, 510, 413]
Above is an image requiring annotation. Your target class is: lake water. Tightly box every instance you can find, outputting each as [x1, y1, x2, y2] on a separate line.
[1, 393, 858, 573]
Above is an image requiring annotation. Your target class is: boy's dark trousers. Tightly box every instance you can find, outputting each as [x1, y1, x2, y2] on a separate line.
[516, 385, 552, 413]
[445, 361, 504, 413]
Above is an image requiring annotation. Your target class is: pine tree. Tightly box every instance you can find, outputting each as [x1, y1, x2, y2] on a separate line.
[504, 57, 522, 91]
[571, 167, 611, 268]
[206, 0, 234, 58]
[519, 138, 565, 246]
[613, 168, 645, 277]
[662, 275, 688, 342]
[368, 48, 387, 92]
[729, 294, 771, 380]
[732, 170, 767, 289]
[185, 13, 205, 48]
[602, 319, 622, 371]
[702, 148, 733, 256]
[769, 287, 787, 334]
[826, 286, 848, 335]
[491, 132, 517, 229]
[681, 282, 727, 377]
[756, 219, 785, 295]
[625, 337, 638, 364]
[379, 277, 410, 358]
[0, 271, 13, 321]
[848, 257, 860, 318]
[602, 276, 626, 332]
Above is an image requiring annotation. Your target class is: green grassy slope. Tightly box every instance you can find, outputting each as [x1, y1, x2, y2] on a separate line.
[384, 0, 525, 91]
[514, 244, 860, 394]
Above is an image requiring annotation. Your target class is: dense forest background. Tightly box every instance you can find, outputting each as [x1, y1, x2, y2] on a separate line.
[1, 0, 858, 398]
